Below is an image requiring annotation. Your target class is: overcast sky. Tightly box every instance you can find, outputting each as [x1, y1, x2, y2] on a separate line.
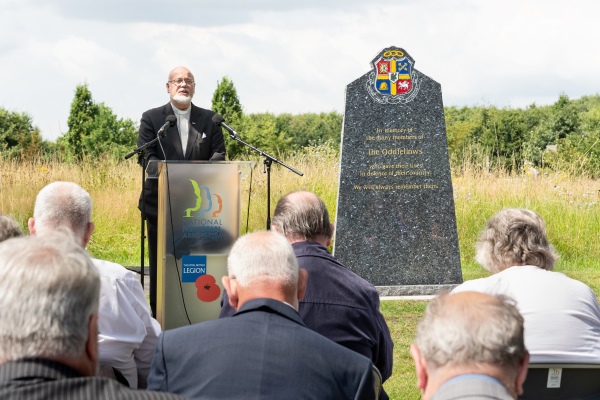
[1, 0, 599, 141]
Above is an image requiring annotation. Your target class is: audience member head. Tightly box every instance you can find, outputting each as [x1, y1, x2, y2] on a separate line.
[223, 231, 307, 311]
[475, 208, 558, 273]
[0, 233, 100, 376]
[0, 214, 23, 242]
[411, 291, 529, 399]
[271, 191, 333, 245]
[28, 181, 94, 248]
[167, 66, 195, 110]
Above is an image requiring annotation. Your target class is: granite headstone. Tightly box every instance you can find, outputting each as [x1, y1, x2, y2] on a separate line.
[334, 46, 462, 295]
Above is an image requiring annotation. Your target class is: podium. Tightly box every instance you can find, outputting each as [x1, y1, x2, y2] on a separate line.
[153, 161, 253, 330]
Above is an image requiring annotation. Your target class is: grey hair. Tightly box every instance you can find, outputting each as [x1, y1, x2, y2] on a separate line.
[415, 292, 526, 371]
[0, 232, 100, 361]
[227, 231, 298, 288]
[271, 191, 333, 242]
[475, 208, 558, 273]
[0, 214, 23, 243]
[33, 181, 92, 239]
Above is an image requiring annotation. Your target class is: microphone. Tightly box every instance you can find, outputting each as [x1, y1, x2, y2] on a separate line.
[212, 114, 239, 137]
[157, 115, 178, 137]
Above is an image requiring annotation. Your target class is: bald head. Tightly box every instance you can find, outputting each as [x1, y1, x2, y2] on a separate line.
[166, 66, 195, 109]
[271, 191, 333, 244]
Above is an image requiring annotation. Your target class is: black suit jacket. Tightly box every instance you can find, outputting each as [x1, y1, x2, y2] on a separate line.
[148, 298, 376, 400]
[137, 102, 226, 219]
[0, 359, 186, 400]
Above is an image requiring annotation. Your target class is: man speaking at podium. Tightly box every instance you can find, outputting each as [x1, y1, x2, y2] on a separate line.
[137, 66, 226, 316]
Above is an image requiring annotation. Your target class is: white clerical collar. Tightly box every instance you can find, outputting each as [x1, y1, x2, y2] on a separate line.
[171, 103, 191, 115]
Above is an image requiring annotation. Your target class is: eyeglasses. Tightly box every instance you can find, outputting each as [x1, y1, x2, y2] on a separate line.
[168, 78, 195, 86]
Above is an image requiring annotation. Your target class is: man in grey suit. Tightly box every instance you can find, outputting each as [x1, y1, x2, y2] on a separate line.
[411, 291, 530, 400]
[137, 65, 226, 316]
[0, 233, 184, 400]
[220, 191, 393, 398]
[148, 231, 377, 400]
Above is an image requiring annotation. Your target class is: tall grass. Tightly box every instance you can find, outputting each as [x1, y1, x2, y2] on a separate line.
[2, 148, 600, 399]
[453, 163, 600, 292]
[0, 154, 142, 264]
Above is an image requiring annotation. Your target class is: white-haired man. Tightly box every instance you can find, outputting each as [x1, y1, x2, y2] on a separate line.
[220, 191, 393, 397]
[411, 291, 530, 400]
[0, 234, 184, 399]
[148, 231, 377, 400]
[28, 181, 160, 389]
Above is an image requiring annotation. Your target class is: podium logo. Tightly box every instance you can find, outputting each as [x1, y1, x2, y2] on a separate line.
[182, 255, 222, 302]
[184, 179, 223, 218]
[366, 46, 420, 104]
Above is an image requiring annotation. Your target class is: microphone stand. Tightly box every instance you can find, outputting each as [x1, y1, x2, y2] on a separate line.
[125, 136, 163, 289]
[227, 132, 303, 230]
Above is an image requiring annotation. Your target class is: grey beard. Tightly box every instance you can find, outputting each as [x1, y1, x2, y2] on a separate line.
[172, 94, 192, 106]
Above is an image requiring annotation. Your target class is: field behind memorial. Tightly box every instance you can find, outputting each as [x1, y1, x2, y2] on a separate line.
[1, 149, 599, 399]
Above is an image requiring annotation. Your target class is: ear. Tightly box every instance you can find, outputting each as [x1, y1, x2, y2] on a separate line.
[271, 225, 280, 234]
[82, 222, 94, 248]
[28, 217, 36, 235]
[326, 224, 335, 247]
[222, 276, 239, 310]
[410, 344, 428, 392]
[84, 314, 99, 377]
[515, 351, 530, 395]
[297, 268, 308, 301]
[166, 82, 170, 92]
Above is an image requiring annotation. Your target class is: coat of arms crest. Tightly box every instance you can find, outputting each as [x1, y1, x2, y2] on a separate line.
[366, 47, 420, 104]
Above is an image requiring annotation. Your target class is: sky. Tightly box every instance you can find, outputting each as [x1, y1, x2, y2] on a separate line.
[1, 0, 599, 141]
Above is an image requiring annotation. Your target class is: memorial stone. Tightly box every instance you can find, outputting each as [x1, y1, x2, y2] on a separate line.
[334, 46, 462, 295]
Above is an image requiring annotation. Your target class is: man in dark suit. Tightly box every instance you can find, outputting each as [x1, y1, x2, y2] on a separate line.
[0, 233, 185, 400]
[410, 291, 530, 400]
[219, 191, 393, 398]
[148, 231, 377, 400]
[137, 65, 226, 315]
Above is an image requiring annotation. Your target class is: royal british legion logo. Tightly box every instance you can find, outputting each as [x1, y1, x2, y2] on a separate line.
[366, 47, 420, 104]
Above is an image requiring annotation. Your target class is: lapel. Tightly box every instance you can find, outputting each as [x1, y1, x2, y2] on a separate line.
[162, 103, 184, 159]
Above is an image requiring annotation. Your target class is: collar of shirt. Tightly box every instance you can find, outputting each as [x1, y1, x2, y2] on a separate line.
[170, 103, 191, 115]
[440, 373, 505, 388]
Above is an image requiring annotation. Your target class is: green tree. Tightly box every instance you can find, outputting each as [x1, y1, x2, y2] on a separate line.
[444, 106, 480, 166]
[211, 76, 244, 158]
[64, 84, 97, 159]
[544, 96, 600, 176]
[81, 103, 138, 158]
[278, 112, 342, 151]
[468, 107, 529, 170]
[62, 83, 137, 159]
[0, 108, 43, 159]
[552, 93, 580, 140]
[237, 113, 292, 158]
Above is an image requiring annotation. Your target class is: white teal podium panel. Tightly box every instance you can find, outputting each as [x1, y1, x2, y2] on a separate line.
[156, 161, 252, 330]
